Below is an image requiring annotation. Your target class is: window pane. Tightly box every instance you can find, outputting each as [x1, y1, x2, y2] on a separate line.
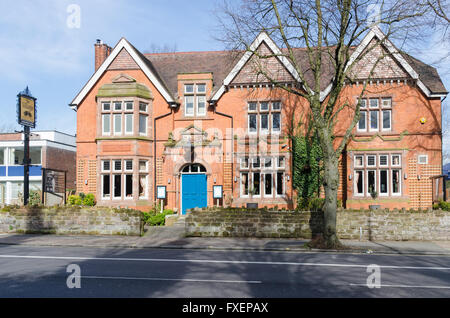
[197, 96, 206, 115]
[382, 98, 391, 108]
[30, 148, 41, 165]
[369, 98, 378, 108]
[102, 102, 111, 111]
[139, 161, 147, 172]
[125, 160, 133, 171]
[382, 110, 391, 130]
[139, 115, 147, 135]
[185, 96, 194, 116]
[114, 160, 122, 171]
[125, 114, 133, 134]
[241, 157, 249, 169]
[114, 114, 122, 134]
[355, 171, 364, 194]
[276, 172, 284, 195]
[379, 155, 388, 166]
[368, 171, 376, 195]
[252, 172, 260, 195]
[392, 155, 401, 166]
[264, 173, 272, 196]
[11, 148, 24, 165]
[197, 84, 206, 93]
[370, 111, 378, 130]
[278, 156, 285, 168]
[359, 99, 367, 108]
[260, 102, 269, 111]
[252, 157, 260, 168]
[380, 170, 388, 194]
[358, 112, 366, 130]
[264, 157, 272, 169]
[248, 102, 257, 111]
[367, 155, 376, 166]
[272, 102, 281, 111]
[102, 175, 110, 198]
[103, 161, 110, 171]
[392, 170, 401, 194]
[272, 113, 281, 132]
[114, 102, 122, 111]
[139, 175, 148, 198]
[249, 114, 257, 132]
[125, 175, 133, 198]
[0, 149, 4, 165]
[103, 114, 110, 134]
[355, 156, 364, 167]
[139, 103, 147, 112]
[125, 101, 133, 111]
[185, 84, 194, 93]
[114, 175, 122, 198]
[261, 114, 269, 131]
[241, 173, 249, 196]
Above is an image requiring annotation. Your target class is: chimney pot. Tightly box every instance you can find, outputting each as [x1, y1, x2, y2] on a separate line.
[94, 40, 111, 71]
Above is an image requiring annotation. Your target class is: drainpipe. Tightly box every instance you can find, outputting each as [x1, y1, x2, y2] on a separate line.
[212, 101, 234, 199]
[154, 107, 174, 202]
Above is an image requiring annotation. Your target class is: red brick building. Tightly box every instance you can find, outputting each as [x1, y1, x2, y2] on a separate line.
[70, 28, 447, 213]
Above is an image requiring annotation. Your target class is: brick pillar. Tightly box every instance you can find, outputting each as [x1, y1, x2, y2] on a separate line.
[94, 40, 112, 72]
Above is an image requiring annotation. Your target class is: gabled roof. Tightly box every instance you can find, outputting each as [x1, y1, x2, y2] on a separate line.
[70, 38, 175, 110]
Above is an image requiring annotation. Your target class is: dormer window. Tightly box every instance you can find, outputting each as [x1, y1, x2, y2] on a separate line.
[184, 83, 207, 117]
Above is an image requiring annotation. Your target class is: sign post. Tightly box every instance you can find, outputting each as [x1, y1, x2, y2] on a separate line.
[157, 186, 167, 213]
[213, 185, 223, 207]
[17, 87, 36, 206]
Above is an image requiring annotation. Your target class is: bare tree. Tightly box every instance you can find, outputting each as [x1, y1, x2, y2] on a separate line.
[0, 123, 17, 133]
[217, 0, 432, 248]
[145, 43, 178, 54]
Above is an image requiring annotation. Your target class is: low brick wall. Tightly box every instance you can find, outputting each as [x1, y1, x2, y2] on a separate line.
[185, 209, 450, 241]
[0, 207, 143, 236]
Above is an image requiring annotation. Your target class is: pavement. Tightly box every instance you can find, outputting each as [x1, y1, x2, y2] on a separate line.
[0, 223, 449, 256]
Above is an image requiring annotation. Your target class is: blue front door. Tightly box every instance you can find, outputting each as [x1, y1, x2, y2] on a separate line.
[182, 174, 207, 214]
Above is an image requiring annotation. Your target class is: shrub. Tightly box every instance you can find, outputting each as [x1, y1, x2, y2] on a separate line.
[82, 193, 96, 206]
[433, 200, 450, 211]
[68, 195, 82, 206]
[142, 209, 175, 226]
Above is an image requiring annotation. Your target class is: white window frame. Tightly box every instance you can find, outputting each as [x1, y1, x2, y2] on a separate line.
[113, 101, 122, 112]
[252, 157, 261, 169]
[139, 174, 148, 199]
[378, 169, 389, 197]
[276, 156, 285, 169]
[260, 113, 269, 134]
[248, 113, 258, 134]
[125, 101, 134, 111]
[271, 113, 281, 134]
[354, 155, 364, 168]
[240, 157, 249, 170]
[275, 172, 285, 197]
[248, 102, 257, 112]
[357, 111, 367, 132]
[101, 174, 111, 200]
[113, 114, 122, 135]
[264, 157, 273, 169]
[240, 172, 249, 198]
[102, 114, 111, 136]
[102, 102, 111, 112]
[139, 160, 148, 173]
[139, 102, 148, 113]
[418, 155, 428, 165]
[185, 96, 194, 117]
[382, 110, 392, 131]
[125, 113, 133, 135]
[369, 110, 379, 132]
[113, 160, 122, 172]
[196, 95, 206, 116]
[185, 84, 194, 94]
[251, 172, 261, 198]
[197, 84, 206, 93]
[391, 169, 402, 196]
[125, 160, 133, 172]
[139, 114, 148, 136]
[369, 98, 379, 109]
[354, 170, 365, 196]
[366, 170, 377, 197]
[260, 102, 269, 112]
[272, 101, 281, 111]
[101, 160, 111, 173]
[379, 154, 389, 167]
[381, 98, 392, 108]
[113, 174, 122, 200]
[391, 154, 401, 167]
[366, 155, 376, 167]
[124, 174, 133, 200]
[263, 173, 273, 198]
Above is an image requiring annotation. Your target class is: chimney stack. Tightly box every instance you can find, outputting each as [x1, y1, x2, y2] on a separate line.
[94, 39, 112, 71]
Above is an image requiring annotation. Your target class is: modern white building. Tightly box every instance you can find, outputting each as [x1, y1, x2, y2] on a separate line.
[0, 131, 76, 205]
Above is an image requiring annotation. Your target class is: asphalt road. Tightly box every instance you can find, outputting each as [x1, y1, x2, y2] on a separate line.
[0, 244, 449, 298]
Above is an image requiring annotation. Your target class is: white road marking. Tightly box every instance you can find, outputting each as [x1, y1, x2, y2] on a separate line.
[349, 283, 450, 289]
[0, 254, 449, 270]
[79, 276, 261, 284]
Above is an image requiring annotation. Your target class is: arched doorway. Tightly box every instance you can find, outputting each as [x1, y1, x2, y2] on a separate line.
[181, 164, 207, 214]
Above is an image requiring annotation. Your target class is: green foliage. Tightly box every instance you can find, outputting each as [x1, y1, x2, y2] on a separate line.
[292, 124, 323, 208]
[142, 208, 175, 226]
[297, 197, 325, 211]
[433, 200, 450, 211]
[68, 195, 83, 206]
[82, 193, 96, 206]
[28, 190, 41, 206]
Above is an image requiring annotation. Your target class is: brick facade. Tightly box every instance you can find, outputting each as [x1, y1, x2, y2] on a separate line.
[71, 31, 446, 213]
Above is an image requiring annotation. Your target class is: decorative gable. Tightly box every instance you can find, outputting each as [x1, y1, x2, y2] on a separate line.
[108, 48, 140, 70]
[231, 42, 295, 84]
[349, 38, 408, 80]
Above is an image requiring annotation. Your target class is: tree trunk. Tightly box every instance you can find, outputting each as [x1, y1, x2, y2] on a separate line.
[322, 153, 341, 248]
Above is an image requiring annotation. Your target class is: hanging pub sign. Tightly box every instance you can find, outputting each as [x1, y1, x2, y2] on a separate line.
[17, 87, 36, 128]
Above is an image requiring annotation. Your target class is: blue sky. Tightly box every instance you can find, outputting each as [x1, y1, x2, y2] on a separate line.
[0, 0, 448, 162]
